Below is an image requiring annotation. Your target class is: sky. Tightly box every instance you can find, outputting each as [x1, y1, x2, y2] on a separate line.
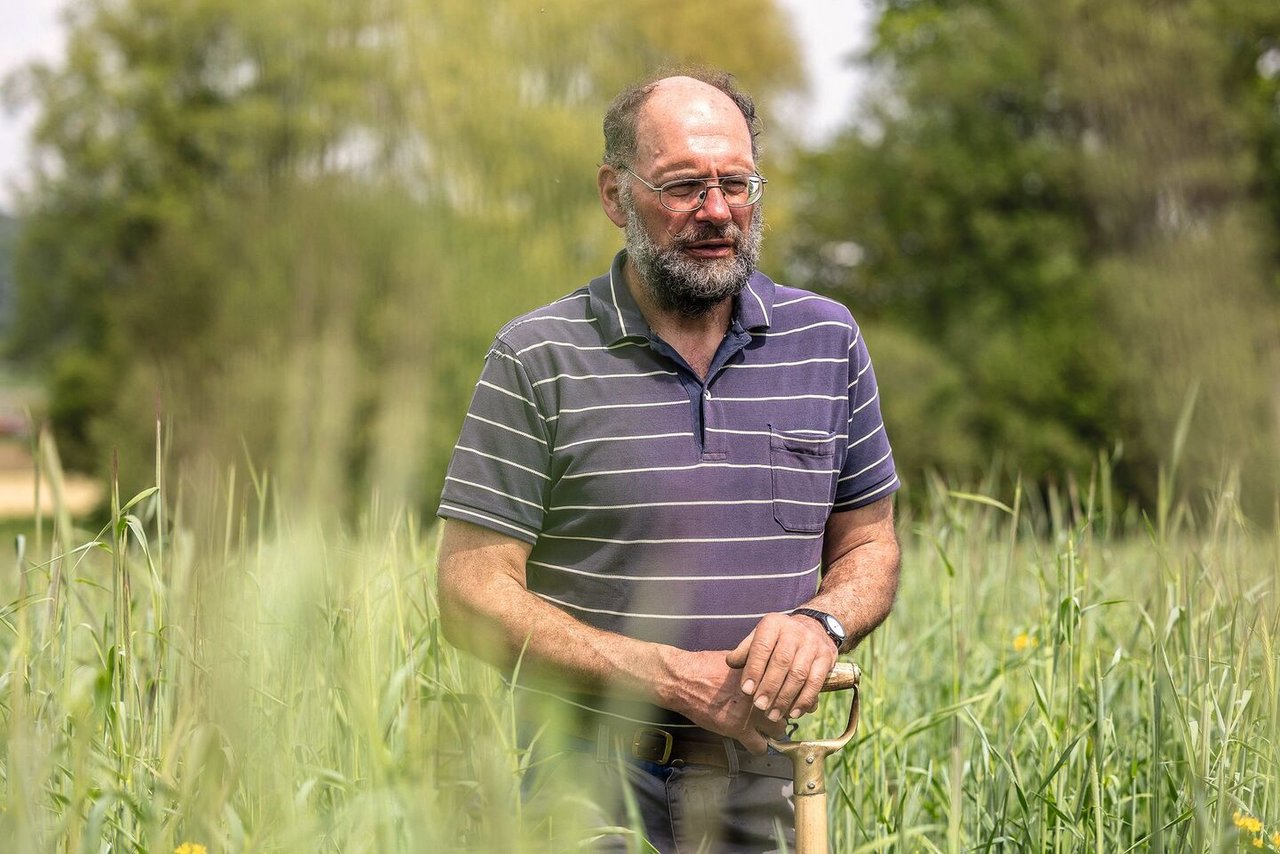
[0, 0, 874, 212]
[0, 0, 65, 210]
[776, 0, 877, 144]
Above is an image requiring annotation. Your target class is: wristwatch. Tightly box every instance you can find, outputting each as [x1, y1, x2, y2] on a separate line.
[790, 608, 847, 651]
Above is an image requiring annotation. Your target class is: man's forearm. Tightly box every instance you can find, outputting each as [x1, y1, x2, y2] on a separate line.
[436, 519, 671, 697]
[808, 536, 900, 652]
[442, 566, 684, 701]
[434, 519, 782, 750]
[810, 496, 901, 652]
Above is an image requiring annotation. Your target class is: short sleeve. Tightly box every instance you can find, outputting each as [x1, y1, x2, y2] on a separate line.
[437, 340, 552, 542]
[833, 324, 900, 509]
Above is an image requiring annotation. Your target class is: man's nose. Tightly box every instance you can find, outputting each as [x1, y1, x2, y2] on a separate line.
[695, 184, 733, 224]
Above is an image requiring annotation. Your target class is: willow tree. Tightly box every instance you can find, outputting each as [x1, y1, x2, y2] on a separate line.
[7, 0, 803, 508]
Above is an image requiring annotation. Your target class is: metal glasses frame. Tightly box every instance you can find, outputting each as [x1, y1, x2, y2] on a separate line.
[623, 166, 767, 212]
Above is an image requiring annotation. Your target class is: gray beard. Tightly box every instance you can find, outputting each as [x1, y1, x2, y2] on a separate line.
[621, 187, 764, 319]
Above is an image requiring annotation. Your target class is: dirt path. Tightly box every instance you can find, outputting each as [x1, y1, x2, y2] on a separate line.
[0, 441, 102, 518]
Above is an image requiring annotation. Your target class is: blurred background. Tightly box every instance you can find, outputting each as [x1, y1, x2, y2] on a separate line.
[1, 0, 1277, 524]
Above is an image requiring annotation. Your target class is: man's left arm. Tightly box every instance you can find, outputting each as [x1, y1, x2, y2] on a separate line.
[726, 495, 901, 722]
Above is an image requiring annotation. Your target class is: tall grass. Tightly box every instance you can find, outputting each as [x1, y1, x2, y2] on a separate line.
[1, 437, 1276, 851]
[818, 470, 1279, 853]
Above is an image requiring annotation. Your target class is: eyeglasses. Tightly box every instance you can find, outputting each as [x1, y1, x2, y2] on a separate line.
[624, 167, 767, 212]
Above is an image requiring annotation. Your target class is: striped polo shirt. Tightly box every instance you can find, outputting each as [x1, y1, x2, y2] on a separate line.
[438, 251, 898, 723]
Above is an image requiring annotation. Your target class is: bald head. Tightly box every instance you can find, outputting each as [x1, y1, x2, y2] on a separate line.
[602, 68, 760, 170]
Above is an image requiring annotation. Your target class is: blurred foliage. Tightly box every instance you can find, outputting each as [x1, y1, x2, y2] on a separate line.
[0, 213, 16, 328]
[6, 0, 1279, 518]
[784, 0, 1280, 515]
[4, 0, 802, 509]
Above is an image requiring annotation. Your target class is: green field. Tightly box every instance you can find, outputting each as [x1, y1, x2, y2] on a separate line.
[0, 461, 1275, 853]
[4, 1, 1279, 850]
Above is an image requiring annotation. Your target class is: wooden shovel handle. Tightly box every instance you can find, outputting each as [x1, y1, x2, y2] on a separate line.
[820, 661, 860, 693]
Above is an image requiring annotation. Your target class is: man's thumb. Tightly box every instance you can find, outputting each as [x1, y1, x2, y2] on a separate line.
[725, 631, 754, 669]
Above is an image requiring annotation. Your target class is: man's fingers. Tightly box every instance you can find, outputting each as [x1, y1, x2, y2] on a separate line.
[740, 614, 808, 712]
[787, 666, 830, 719]
[737, 612, 841, 721]
[733, 620, 783, 696]
[767, 661, 814, 721]
[736, 726, 769, 755]
[725, 630, 754, 671]
[738, 710, 786, 755]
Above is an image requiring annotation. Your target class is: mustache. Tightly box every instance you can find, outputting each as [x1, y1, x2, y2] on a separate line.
[672, 221, 742, 248]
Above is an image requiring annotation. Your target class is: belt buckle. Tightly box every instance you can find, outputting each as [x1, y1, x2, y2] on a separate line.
[631, 727, 674, 764]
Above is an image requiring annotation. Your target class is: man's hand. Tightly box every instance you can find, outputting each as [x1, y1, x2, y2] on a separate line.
[725, 612, 838, 724]
[725, 497, 900, 726]
[659, 649, 787, 754]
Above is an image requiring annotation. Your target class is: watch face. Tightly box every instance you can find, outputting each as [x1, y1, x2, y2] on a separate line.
[822, 613, 846, 641]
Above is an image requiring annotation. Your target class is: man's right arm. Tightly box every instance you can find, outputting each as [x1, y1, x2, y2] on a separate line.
[435, 517, 782, 752]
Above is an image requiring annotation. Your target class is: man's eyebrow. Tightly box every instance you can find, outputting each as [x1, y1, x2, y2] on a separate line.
[648, 154, 757, 176]
[655, 167, 757, 182]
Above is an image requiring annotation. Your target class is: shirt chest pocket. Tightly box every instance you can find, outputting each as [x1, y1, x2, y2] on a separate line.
[769, 428, 838, 533]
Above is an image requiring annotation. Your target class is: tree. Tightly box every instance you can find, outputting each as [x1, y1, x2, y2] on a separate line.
[7, 0, 804, 509]
[785, 0, 1280, 515]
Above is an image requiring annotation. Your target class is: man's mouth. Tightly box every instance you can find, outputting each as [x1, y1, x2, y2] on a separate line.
[682, 238, 735, 259]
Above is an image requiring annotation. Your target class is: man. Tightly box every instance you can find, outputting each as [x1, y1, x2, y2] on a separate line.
[436, 68, 900, 852]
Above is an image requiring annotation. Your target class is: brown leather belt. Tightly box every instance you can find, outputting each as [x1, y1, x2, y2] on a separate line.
[569, 721, 795, 781]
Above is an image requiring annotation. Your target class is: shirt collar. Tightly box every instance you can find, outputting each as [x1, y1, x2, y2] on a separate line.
[589, 251, 776, 346]
[737, 271, 776, 332]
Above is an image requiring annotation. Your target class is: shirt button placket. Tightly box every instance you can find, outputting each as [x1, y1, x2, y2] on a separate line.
[701, 385, 726, 459]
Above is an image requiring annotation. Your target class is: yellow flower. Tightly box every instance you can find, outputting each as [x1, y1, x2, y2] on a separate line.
[1234, 811, 1263, 833]
[1271, 831, 1280, 847]
[1013, 632, 1037, 653]
[174, 844, 207, 854]
[1251, 836, 1262, 848]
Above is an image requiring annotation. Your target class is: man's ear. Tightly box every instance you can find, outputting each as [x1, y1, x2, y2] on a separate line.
[598, 165, 628, 228]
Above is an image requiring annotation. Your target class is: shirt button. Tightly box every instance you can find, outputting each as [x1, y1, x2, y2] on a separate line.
[703, 390, 712, 400]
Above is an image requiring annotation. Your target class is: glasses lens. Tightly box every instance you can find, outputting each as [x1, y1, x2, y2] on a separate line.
[660, 180, 705, 212]
[719, 177, 753, 205]
[652, 175, 765, 211]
